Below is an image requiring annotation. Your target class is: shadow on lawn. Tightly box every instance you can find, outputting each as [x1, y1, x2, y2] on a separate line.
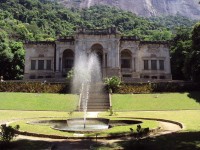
[188, 91, 200, 104]
[0, 138, 106, 150]
[116, 131, 200, 150]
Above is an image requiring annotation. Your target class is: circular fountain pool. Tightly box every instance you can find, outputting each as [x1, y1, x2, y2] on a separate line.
[28, 118, 142, 132]
[53, 118, 109, 132]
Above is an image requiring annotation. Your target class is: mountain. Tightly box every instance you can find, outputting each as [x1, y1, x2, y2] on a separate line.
[57, 0, 200, 19]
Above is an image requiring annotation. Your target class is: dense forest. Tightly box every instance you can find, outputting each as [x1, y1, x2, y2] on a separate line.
[0, 0, 200, 81]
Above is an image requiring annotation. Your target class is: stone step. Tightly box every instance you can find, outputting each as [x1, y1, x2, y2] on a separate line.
[88, 94, 108, 98]
[88, 98, 108, 101]
[79, 86, 110, 111]
[82, 108, 109, 112]
[87, 99, 109, 103]
[80, 104, 110, 107]
[80, 105, 110, 109]
[81, 103, 110, 106]
[88, 97, 108, 99]
[86, 106, 109, 109]
[87, 103, 109, 107]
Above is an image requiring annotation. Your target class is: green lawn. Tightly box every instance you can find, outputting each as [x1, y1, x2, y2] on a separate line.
[0, 92, 79, 111]
[0, 92, 200, 149]
[112, 92, 200, 111]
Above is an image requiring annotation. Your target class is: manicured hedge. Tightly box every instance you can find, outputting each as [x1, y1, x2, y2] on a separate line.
[151, 82, 200, 92]
[116, 82, 200, 94]
[0, 82, 70, 93]
[0, 81, 199, 94]
[116, 83, 152, 94]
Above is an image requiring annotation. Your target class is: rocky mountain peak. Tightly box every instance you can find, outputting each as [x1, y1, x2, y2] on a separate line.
[57, 0, 200, 19]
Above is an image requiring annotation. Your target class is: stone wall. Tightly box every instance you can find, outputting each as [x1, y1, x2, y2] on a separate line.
[24, 30, 172, 82]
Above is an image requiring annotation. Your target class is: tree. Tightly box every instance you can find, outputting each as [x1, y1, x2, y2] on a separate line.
[0, 30, 13, 79]
[170, 27, 192, 80]
[190, 23, 200, 82]
[9, 41, 25, 79]
[0, 31, 25, 80]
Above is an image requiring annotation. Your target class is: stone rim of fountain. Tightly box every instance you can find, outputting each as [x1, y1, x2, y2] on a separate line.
[5, 117, 183, 139]
[27, 118, 143, 133]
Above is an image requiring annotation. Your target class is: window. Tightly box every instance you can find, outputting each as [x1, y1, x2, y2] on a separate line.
[144, 76, 150, 79]
[151, 60, 157, 70]
[121, 59, 131, 68]
[31, 60, 36, 70]
[122, 74, 132, 77]
[160, 76, 165, 79]
[29, 75, 36, 79]
[144, 60, 149, 70]
[46, 60, 51, 70]
[46, 76, 52, 78]
[152, 76, 158, 79]
[38, 60, 44, 70]
[159, 60, 164, 70]
[37, 76, 43, 79]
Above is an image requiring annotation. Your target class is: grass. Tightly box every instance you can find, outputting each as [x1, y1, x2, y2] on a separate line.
[1, 92, 200, 111]
[0, 92, 79, 111]
[0, 92, 200, 149]
[112, 92, 200, 111]
[105, 110, 200, 131]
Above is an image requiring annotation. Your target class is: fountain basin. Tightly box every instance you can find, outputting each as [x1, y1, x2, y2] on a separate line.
[28, 118, 142, 132]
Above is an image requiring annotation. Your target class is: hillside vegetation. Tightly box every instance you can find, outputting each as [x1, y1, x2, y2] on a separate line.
[0, 0, 200, 81]
[0, 0, 197, 41]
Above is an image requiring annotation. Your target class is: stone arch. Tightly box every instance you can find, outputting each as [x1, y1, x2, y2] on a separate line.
[62, 49, 74, 75]
[121, 49, 132, 69]
[91, 44, 104, 66]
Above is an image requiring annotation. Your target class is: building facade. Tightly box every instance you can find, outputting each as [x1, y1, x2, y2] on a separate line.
[24, 28, 172, 82]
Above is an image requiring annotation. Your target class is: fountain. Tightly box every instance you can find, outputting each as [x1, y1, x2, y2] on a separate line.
[27, 51, 143, 132]
[72, 51, 103, 129]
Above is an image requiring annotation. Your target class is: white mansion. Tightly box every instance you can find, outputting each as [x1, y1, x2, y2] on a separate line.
[24, 28, 172, 82]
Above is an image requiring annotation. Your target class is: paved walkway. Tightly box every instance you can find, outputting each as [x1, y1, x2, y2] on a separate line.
[86, 112, 99, 118]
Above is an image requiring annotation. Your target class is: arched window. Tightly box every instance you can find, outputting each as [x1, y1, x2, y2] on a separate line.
[121, 50, 132, 68]
[62, 49, 74, 73]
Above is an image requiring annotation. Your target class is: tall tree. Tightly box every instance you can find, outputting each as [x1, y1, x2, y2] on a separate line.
[190, 23, 200, 82]
[170, 27, 192, 80]
[0, 30, 13, 79]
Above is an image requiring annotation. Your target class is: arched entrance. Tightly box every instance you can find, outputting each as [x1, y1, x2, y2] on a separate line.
[91, 44, 103, 67]
[62, 49, 74, 76]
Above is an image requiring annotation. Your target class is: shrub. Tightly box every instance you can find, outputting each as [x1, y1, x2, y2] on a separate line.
[136, 125, 150, 138]
[66, 69, 74, 81]
[104, 76, 121, 93]
[0, 124, 19, 145]
[115, 82, 200, 94]
[151, 82, 200, 92]
[107, 107, 117, 116]
[117, 83, 152, 94]
[0, 82, 71, 93]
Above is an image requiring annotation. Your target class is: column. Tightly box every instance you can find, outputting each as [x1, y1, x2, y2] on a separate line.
[148, 60, 151, 70]
[36, 59, 38, 70]
[103, 52, 106, 68]
[132, 57, 135, 72]
[44, 59, 47, 70]
[56, 48, 60, 72]
[157, 60, 159, 70]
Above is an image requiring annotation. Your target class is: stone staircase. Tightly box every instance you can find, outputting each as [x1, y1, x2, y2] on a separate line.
[79, 84, 110, 112]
